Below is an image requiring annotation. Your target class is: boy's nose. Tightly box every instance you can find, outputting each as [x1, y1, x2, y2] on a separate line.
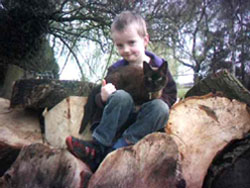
[123, 45, 130, 53]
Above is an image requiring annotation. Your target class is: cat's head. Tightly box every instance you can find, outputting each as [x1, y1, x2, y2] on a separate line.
[143, 61, 168, 92]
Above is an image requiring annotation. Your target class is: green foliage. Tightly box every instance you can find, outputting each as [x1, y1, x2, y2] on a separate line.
[19, 38, 59, 78]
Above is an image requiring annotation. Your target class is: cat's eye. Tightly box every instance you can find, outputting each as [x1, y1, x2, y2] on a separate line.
[157, 77, 163, 81]
[147, 77, 152, 81]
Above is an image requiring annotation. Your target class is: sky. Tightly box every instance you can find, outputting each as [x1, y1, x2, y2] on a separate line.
[58, 58, 194, 85]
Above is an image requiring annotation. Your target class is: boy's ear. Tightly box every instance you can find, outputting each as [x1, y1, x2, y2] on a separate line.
[144, 34, 149, 47]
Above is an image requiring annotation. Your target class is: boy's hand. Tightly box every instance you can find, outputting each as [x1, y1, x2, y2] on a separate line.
[101, 79, 116, 102]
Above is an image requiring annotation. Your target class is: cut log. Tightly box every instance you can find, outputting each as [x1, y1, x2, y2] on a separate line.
[10, 79, 95, 110]
[0, 98, 43, 176]
[203, 134, 250, 188]
[0, 143, 92, 188]
[166, 93, 250, 188]
[185, 70, 250, 106]
[88, 133, 185, 188]
[43, 96, 92, 148]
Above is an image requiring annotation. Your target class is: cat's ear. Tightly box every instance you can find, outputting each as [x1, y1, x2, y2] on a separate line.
[159, 62, 167, 73]
[143, 61, 152, 73]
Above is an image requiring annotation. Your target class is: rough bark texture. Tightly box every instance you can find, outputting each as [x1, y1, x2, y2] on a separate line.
[0, 143, 92, 188]
[0, 143, 19, 178]
[10, 79, 95, 110]
[185, 70, 250, 106]
[166, 93, 250, 188]
[203, 134, 250, 188]
[88, 133, 185, 188]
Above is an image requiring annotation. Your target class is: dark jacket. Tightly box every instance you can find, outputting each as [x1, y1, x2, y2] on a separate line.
[95, 51, 177, 109]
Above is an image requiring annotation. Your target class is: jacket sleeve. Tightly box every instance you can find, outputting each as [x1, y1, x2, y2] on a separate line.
[160, 68, 177, 108]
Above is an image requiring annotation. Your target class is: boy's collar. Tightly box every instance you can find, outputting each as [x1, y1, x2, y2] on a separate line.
[112, 51, 163, 68]
[145, 51, 163, 67]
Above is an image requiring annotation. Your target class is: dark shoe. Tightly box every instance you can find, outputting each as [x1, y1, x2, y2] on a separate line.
[66, 136, 104, 171]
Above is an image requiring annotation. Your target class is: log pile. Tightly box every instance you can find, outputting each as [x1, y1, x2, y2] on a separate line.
[0, 71, 249, 187]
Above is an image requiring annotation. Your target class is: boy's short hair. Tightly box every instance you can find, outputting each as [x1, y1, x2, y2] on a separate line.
[111, 11, 148, 37]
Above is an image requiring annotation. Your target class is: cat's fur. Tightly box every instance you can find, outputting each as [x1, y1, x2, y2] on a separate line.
[79, 61, 168, 133]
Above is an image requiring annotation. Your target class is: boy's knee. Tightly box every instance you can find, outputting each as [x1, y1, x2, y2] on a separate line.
[108, 90, 133, 106]
[150, 99, 169, 115]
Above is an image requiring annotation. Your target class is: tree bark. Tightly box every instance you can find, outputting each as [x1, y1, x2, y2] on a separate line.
[185, 70, 250, 106]
[10, 79, 95, 110]
[203, 134, 250, 188]
[0, 65, 24, 99]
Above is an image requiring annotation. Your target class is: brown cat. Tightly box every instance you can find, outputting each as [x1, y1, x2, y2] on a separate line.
[79, 61, 168, 133]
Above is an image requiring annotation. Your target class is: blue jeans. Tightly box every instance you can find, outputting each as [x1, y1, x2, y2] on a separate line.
[92, 90, 169, 147]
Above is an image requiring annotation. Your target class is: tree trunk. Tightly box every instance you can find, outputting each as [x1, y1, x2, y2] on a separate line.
[0, 65, 24, 99]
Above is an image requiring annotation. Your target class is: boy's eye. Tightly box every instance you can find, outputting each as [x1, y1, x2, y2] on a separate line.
[129, 41, 136, 45]
[116, 44, 123, 49]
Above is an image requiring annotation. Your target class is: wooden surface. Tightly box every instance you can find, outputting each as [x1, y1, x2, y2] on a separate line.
[185, 70, 250, 106]
[166, 93, 250, 187]
[10, 79, 95, 110]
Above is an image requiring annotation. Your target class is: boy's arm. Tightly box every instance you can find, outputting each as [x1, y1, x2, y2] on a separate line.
[94, 67, 116, 109]
[160, 69, 177, 107]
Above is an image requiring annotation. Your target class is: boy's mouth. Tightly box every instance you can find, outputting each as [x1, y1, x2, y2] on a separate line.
[124, 55, 133, 60]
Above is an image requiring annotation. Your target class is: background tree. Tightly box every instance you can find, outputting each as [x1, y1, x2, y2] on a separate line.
[0, 0, 249, 89]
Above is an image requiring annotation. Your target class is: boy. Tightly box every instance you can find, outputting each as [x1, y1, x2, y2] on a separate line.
[66, 11, 177, 171]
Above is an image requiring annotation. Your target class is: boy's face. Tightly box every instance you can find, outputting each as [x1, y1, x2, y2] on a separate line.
[112, 24, 149, 65]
